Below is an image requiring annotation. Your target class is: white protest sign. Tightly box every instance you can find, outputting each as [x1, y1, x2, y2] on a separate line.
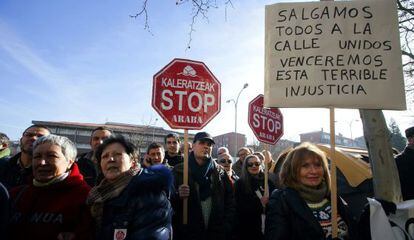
[264, 0, 406, 110]
[369, 198, 414, 239]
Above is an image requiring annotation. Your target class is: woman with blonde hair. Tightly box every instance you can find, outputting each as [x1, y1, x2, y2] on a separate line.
[265, 142, 358, 240]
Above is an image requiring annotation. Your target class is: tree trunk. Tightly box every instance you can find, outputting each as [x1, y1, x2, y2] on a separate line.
[359, 109, 403, 203]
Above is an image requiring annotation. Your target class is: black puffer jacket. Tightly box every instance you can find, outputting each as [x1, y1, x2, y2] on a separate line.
[265, 188, 358, 240]
[97, 165, 173, 240]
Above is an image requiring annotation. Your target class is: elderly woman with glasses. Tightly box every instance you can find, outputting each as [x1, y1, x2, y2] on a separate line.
[9, 134, 93, 240]
[86, 136, 173, 240]
[265, 142, 358, 240]
[234, 154, 276, 240]
[217, 152, 239, 184]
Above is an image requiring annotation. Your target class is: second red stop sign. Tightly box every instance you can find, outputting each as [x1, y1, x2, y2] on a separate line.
[152, 58, 221, 130]
[248, 94, 283, 145]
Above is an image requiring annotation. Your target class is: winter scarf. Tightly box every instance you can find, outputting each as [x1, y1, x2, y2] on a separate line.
[86, 168, 140, 228]
[189, 153, 214, 201]
[296, 180, 329, 204]
[33, 172, 70, 187]
[249, 172, 264, 193]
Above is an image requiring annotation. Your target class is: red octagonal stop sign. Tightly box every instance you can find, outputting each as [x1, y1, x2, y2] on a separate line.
[248, 94, 283, 145]
[152, 58, 221, 130]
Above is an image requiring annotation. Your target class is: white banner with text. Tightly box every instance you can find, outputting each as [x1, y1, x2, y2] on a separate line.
[264, 0, 406, 110]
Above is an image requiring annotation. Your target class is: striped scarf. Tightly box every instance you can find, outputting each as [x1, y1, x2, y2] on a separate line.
[86, 168, 140, 228]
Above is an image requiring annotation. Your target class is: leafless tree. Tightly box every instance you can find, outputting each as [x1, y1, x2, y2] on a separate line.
[131, 0, 413, 103]
[398, 0, 414, 106]
[130, 0, 233, 49]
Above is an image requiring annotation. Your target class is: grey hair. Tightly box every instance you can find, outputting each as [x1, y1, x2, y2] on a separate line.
[33, 134, 77, 162]
[217, 147, 229, 155]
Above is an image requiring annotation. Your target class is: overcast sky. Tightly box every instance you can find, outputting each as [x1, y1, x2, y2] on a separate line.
[1, 0, 413, 143]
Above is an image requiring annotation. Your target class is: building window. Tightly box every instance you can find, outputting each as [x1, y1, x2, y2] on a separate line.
[77, 129, 91, 136]
[58, 128, 76, 135]
[76, 143, 91, 149]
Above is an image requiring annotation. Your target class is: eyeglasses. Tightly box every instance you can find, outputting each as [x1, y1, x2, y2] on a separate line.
[219, 159, 232, 164]
[247, 162, 261, 168]
[23, 132, 47, 138]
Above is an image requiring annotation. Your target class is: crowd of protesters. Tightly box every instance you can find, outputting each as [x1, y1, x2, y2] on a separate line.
[0, 124, 413, 240]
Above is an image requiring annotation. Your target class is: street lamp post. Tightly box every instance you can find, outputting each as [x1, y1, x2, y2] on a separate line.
[349, 119, 359, 147]
[152, 118, 158, 142]
[226, 83, 248, 156]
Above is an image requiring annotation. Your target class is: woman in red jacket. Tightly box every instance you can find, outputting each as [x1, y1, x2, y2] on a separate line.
[9, 134, 93, 240]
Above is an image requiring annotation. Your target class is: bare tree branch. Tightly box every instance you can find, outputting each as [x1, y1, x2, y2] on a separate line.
[131, 0, 233, 49]
[129, 0, 153, 35]
[398, 0, 414, 102]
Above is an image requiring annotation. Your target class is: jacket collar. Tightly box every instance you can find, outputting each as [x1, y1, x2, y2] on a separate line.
[284, 188, 324, 235]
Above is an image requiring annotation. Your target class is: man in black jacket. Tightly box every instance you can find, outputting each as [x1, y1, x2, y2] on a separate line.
[164, 133, 183, 167]
[0, 124, 50, 189]
[77, 126, 112, 187]
[172, 132, 235, 240]
[395, 126, 414, 200]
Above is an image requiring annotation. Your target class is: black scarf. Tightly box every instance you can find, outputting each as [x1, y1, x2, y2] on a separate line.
[250, 173, 264, 191]
[189, 152, 214, 201]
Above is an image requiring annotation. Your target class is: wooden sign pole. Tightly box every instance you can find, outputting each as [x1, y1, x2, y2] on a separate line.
[329, 107, 338, 238]
[183, 129, 189, 224]
[264, 144, 270, 198]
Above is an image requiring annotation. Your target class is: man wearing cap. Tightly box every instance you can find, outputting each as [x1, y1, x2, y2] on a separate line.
[172, 131, 235, 240]
[0, 124, 50, 189]
[395, 126, 414, 200]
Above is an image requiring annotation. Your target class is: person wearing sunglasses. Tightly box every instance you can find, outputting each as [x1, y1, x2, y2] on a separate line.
[217, 152, 238, 184]
[234, 154, 275, 240]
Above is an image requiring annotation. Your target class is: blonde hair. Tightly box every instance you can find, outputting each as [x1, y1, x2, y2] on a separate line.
[279, 142, 330, 191]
